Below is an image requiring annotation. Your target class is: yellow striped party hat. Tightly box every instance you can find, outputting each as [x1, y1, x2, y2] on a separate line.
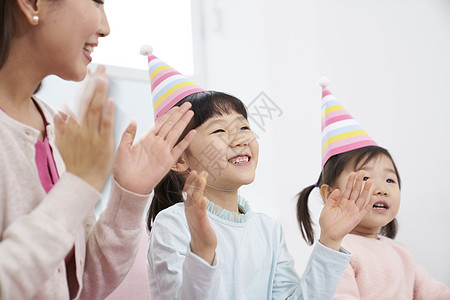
[319, 77, 377, 166]
[140, 45, 205, 120]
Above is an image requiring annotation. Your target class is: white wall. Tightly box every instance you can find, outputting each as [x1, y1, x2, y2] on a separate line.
[197, 0, 450, 285]
[37, 0, 450, 285]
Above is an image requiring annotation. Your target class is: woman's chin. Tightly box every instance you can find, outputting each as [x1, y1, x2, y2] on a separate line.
[58, 65, 89, 82]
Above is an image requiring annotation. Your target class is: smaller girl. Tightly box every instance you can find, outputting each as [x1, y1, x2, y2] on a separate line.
[141, 50, 376, 299]
[297, 79, 450, 299]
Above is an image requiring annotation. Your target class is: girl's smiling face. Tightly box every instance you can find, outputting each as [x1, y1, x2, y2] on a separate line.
[183, 111, 259, 191]
[334, 154, 401, 238]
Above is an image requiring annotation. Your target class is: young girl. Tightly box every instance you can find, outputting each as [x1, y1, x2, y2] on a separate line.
[297, 79, 450, 299]
[142, 49, 376, 299]
[0, 1, 195, 299]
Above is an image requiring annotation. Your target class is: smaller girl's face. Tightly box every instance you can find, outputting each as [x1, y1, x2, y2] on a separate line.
[184, 111, 259, 191]
[335, 155, 401, 238]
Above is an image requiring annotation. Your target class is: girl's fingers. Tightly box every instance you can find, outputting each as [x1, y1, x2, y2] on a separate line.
[348, 171, 365, 203]
[118, 118, 138, 149]
[165, 110, 194, 147]
[355, 179, 373, 210]
[183, 171, 207, 207]
[362, 195, 377, 214]
[324, 189, 341, 209]
[183, 171, 198, 193]
[189, 173, 206, 204]
[155, 102, 192, 139]
[340, 172, 356, 202]
[171, 130, 197, 159]
[153, 106, 179, 134]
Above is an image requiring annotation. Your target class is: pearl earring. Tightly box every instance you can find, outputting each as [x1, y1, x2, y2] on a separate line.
[32, 15, 39, 24]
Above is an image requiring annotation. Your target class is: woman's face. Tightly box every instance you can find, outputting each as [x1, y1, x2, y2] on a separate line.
[33, 0, 110, 81]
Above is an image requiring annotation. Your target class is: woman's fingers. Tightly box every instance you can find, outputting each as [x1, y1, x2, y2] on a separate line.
[100, 97, 115, 137]
[85, 71, 109, 131]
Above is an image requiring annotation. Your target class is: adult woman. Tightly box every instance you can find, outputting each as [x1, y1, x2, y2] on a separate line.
[0, 0, 195, 299]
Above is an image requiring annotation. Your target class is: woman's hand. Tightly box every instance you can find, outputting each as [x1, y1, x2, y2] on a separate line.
[319, 171, 376, 251]
[55, 66, 115, 192]
[112, 102, 196, 195]
[183, 171, 217, 265]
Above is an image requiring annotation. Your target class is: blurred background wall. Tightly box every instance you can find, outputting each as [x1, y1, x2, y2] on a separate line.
[37, 0, 450, 285]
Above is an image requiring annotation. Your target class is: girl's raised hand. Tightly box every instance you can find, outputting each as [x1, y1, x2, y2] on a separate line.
[183, 171, 217, 265]
[112, 102, 196, 195]
[55, 66, 115, 192]
[318, 171, 376, 251]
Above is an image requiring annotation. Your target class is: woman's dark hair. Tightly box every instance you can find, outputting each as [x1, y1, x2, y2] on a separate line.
[147, 90, 248, 231]
[297, 146, 401, 245]
[1, 0, 19, 70]
[1, 1, 42, 93]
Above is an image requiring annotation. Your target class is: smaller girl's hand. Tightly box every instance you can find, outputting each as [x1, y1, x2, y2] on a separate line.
[112, 102, 196, 195]
[183, 171, 217, 265]
[319, 171, 376, 251]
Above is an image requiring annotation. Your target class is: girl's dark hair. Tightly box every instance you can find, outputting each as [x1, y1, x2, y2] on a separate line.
[1, 0, 19, 70]
[147, 90, 248, 231]
[297, 146, 401, 245]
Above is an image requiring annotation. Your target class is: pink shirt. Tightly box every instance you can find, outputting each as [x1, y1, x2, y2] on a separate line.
[34, 101, 60, 193]
[335, 234, 450, 300]
[0, 98, 150, 299]
[0, 102, 59, 193]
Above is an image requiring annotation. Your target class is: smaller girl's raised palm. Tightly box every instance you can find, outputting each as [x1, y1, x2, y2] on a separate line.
[319, 171, 376, 251]
[183, 171, 217, 265]
[112, 103, 196, 195]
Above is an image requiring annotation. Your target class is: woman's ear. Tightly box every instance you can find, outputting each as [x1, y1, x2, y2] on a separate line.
[16, 0, 40, 25]
[171, 154, 189, 173]
[319, 184, 332, 201]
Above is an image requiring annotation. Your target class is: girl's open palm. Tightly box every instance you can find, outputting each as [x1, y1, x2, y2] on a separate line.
[112, 102, 196, 195]
[319, 171, 376, 251]
[183, 171, 217, 265]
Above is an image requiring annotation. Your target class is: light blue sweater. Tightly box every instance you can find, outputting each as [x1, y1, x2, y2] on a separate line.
[147, 198, 351, 299]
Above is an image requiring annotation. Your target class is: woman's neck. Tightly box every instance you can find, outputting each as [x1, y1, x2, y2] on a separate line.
[203, 185, 240, 214]
[0, 35, 45, 110]
[0, 38, 47, 137]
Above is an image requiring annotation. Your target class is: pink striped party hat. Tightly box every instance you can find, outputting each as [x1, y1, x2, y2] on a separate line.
[319, 77, 377, 166]
[140, 45, 205, 120]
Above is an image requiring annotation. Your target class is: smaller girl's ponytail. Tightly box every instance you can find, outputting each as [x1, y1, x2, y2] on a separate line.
[147, 170, 186, 232]
[296, 183, 318, 246]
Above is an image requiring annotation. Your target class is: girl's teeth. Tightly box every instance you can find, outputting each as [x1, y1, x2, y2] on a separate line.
[373, 204, 387, 209]
[230, 156, 249, 164]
